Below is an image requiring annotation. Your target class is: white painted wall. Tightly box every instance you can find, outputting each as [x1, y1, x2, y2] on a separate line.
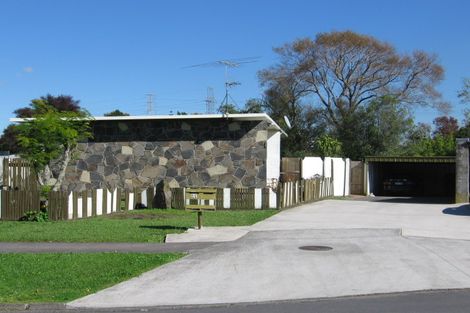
[332, 158, 345, 196]
[266, 131, 281, 183]
[302, 157, 323, 179]
[323, 157, 332, 178]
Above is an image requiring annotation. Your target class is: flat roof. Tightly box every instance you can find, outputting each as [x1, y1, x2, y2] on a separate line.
[365, 156, 455, 163]
[10, 113, 288, 136]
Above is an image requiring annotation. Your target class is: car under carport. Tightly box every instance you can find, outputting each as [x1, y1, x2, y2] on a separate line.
[365, 156, 456, 199]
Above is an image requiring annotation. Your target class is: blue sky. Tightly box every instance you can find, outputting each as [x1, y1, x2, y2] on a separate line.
[0, 0, 469, 131]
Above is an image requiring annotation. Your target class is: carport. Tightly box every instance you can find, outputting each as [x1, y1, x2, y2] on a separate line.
[365, 156, 455, 198]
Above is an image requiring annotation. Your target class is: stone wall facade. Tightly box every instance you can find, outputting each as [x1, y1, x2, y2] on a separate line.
[62, 119, 271, 192]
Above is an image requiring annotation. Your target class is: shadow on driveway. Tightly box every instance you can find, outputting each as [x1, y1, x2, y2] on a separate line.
[368, 197, 454, 204]
[442, 205, 470, 216]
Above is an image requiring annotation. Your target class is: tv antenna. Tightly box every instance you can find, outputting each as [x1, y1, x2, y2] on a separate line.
[183, 57, 260, 113]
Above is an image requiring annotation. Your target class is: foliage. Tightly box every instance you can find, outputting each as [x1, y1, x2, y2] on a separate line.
[104, 109, 130, 116]
[0, 209, 278, 243]
[313, 135, 342, 157]
[14, 94, 81, 118]
[0, 125, 20, 154]
[433, 116, 459, 137]
[321, 97, 412, 159]
[0, 253, 182, 303]
[242, 98, 264, 113]
[16, 100, 92, 188]
[218, 103, 240, 114]
[20, 210, 48, 222]
[259, 30, 445, 158]
[458, 78, 470, 103]
[402, 134, 456, 156]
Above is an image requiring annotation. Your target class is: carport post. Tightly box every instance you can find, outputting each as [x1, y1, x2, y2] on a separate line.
[455, 138, 469, 203]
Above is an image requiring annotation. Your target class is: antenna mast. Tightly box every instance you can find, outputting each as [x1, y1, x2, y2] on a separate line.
[205, 87, 216, 114]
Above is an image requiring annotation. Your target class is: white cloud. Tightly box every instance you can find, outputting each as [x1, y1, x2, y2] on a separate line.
[23, 67, 33, 73]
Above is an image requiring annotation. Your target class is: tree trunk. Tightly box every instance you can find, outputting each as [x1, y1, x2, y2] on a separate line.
[53, 146, 71, 191]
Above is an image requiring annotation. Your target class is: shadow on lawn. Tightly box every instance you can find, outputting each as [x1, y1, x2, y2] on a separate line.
[442, 204, 470, 216]
[139, 225, 188, 231]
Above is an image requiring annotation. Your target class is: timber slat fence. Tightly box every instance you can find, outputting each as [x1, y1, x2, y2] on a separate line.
[2, 158, 37, 190]
[1, 179, 334, 221]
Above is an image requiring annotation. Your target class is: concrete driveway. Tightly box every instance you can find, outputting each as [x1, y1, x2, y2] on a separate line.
[68, 199, 470, 308]
[166, 199, 470, 242]
[251, 199, 470, 240]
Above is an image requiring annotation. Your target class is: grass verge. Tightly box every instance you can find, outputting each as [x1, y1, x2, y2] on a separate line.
[0, 252, 183, 303]
[0, 209, 277, 243]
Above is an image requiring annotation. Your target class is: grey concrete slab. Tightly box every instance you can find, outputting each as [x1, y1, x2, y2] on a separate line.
[0, 242, 217, 254]
[251, 200, 470, 240]
[68, 229, 470, 308]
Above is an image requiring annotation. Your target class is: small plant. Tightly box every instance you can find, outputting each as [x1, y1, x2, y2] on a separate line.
[20, 210, 48, 222]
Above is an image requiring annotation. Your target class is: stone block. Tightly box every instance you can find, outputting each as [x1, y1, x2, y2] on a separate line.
[80, 171, 91, 183]
[207, 165, 228, 177]
[201, 141, 214, 151]
[121, 146, 133, 155]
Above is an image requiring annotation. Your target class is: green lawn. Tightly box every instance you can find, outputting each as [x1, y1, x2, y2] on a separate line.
[0, 252, 183, 303]
[0, 209, 277, 243]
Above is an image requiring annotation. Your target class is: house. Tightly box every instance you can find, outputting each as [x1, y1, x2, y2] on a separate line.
[59, 113, 286, 192]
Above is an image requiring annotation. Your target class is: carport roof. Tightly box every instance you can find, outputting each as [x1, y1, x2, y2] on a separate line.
[365, 156, 455, 163]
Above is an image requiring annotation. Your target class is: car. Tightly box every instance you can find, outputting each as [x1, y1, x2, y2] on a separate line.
[383, 178, 415, 194]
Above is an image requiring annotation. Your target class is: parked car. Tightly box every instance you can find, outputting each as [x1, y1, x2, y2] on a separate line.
[383, 178, 415, 194]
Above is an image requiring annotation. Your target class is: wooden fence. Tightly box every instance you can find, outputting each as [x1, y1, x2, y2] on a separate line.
[0, 178, 335, 220]
[0, 189, 40, 220]
[2, 158, 37, 190]
[278, 177, 333, 209]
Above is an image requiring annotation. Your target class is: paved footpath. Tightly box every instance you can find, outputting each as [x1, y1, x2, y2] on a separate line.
[0, 242, 217, 253]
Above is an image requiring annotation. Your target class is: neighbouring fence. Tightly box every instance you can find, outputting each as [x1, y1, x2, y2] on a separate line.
[278, 177, 333, 208]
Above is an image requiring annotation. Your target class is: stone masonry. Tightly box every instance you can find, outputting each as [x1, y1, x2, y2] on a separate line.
[61, 119, 270, 192]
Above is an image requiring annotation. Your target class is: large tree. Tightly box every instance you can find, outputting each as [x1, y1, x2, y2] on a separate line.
[259, 31, 446, 158]
[0, 94, 83, 154]
[15, 98, 92, 190]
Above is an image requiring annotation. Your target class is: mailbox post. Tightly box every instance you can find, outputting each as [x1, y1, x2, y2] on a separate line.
[184, 188, 217, 229]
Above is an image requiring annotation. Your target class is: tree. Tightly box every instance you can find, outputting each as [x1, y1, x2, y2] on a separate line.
[14, 94, 81, 117]
[331, 96, 413, 159]
[260, 31, 445, 157]
[16, 100, 92, 190]
[0, 94, 84, 155]
[104, 109, 130, 116]
[313, 135, 342, 157]
[458, 78, 470, 103]
[432, 116, 459, 137]
[242, 98, 264, 113]
[0, 125, 20, 154]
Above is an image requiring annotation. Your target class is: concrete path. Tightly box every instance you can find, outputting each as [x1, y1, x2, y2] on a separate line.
[167, 199, 470, 242]
[68, 228, 470, 308]
[0, 242, 217, 253]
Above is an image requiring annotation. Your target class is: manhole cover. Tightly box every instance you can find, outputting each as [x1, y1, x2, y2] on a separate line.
[299, 245, 333, 251]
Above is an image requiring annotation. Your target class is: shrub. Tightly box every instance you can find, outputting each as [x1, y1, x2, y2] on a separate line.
[20, 210, 48, 222]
